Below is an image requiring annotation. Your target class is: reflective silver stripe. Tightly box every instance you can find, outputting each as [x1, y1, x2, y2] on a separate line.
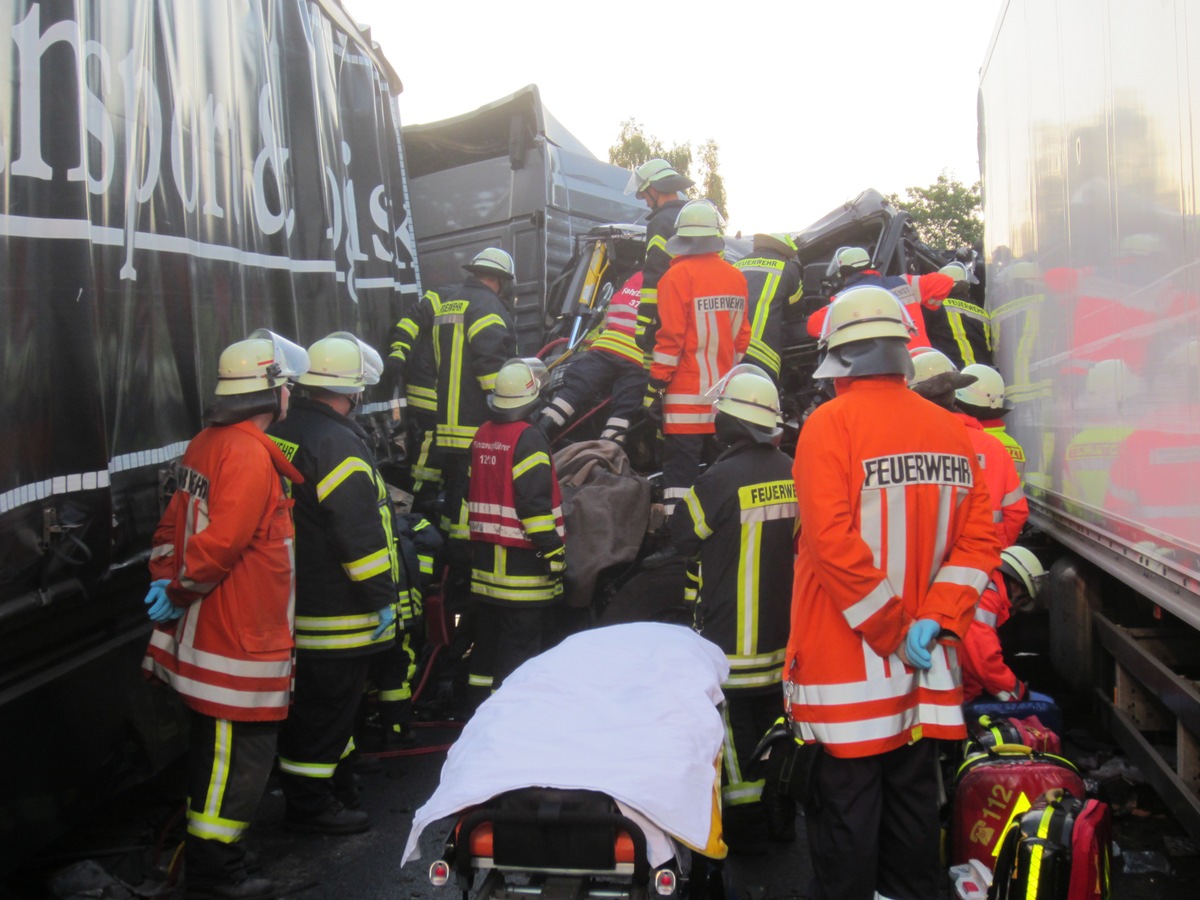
[729, 649, 786, 666]
[663, 487, 689, 500]
[933, 565, 990, 593]
[548, 397, 575, 418]
[806, 710, 914, 744]
[861, 489, 882, 567]
[916, 644, 960, 691]
[147, 629, 292, 679]
[930, 485, 955, 583]
[915, 702, 966, 727]
[885, 485, 907, 595]
[844, 579, 895, 629]
[470, 502, 508, 516]
[664, 411, 714, 425]
[739, 502, 797, 524]
[683, 489, 712, 539]
[470, 520, 528, 542]
[296, 613, 376, 630]
[665, 393, 710, 405]
[278, 758, 337, 778]
[144, 658, 291, 710]
[151, 544, 174, 560]
[992, 510, 1004, 522]
[790, 670, 913, 706]
[975, 608, 998, 627]
[187, 808, 248, 843]
[724, 670, 783, 689]
[179, 575, 218, 594]
[653, 350, 680, 366]
[1002, 486, 1025, 506]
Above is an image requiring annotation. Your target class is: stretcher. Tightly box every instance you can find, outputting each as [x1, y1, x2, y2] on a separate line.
[402, 623, 732, 900]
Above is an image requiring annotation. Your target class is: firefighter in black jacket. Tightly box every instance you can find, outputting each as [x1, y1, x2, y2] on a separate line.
[626, 158, 695, 368]
[384, 290, 443, 518]
[666, 365, 799, 850]
[268, 332, 402, 835]
[465, 358, 565, 706]
[402, 249, 517, 554]
[733, 233, 804, 385]
[924, 260, 994, 368]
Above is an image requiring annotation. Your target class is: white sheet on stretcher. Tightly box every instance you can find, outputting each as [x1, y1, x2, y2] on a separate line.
[401, 622, 730, 867]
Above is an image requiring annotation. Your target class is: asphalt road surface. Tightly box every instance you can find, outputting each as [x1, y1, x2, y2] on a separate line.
[4, 639, 1200, 899]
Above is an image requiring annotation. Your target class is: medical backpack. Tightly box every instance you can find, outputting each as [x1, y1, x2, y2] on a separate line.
[987, 788, 1112, 899]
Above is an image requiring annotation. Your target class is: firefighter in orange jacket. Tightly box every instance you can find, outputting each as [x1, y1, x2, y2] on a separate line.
[909, 349, 1028, 547]
[962, 546, 1046, 703]
[466, 358, 566, 706]
[785, 287, 1000, 900]
[807, 246, 955, 351]
[142, 330, 309, 900]
[644, 199, 750, 511]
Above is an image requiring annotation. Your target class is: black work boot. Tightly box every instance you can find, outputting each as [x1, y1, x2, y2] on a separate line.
[284, 801, 370, 835]
[185, 875, 278, 900]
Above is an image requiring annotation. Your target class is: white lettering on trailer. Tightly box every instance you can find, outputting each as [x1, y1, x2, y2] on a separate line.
[4, 3, 417, 294]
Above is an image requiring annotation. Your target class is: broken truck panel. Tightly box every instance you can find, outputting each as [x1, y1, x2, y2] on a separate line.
[403, 84, 647, 353]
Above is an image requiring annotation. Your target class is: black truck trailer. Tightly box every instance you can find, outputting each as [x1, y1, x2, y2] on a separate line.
[0, 0, 417, 872]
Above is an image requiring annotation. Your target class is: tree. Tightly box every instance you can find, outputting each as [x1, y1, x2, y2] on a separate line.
[886, 171, 983, 251]
[608, 120, 728, 220]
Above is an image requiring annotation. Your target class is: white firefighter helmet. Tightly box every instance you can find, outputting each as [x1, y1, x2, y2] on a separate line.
[956, 364, 1013, 411]
[488, 357, 548, 419]
[297, 332, 383, 395]
[939, 261, 977, 286]
[666, 199, 726, 256]
[908, 348, 958, 388]
[813, 287, 917, 380]
[712, 363, 782, 436]
[464, 247, 516, 281]
[824, 246, 871, 279]
[1000, 545, 1046, 602]
[624, 158, 695, 197]
[215, 329, 309, 396]
[818, 286, 916, 351]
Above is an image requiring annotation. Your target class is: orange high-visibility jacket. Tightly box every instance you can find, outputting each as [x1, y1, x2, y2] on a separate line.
[786, 377, 1000, 758]
[961, 576, 1023, 703]
[650, 253, 750, 434]
[143, 421, 305, 722]
[955, 411, 1028, 547]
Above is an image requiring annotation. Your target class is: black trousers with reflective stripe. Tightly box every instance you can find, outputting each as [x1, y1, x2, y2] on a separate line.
[557, 351, 648, 438]
[278, 653, 372, 815]
[185, 711, 278, 888]
[466, 600, 548, 707]
[370, 631, 417, 729]
[662, 433, 718, 505]
[721, 690, 784, 849]
[805, 739, 940, 900]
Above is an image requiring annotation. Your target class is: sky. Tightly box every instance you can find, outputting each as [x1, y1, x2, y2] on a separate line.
[341, 0, 1007, 235]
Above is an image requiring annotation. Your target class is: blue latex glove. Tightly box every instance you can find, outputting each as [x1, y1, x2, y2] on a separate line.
[371, 603, 397, 641]
[144, 579, 182, 623]
[904, 619, 941, 670]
